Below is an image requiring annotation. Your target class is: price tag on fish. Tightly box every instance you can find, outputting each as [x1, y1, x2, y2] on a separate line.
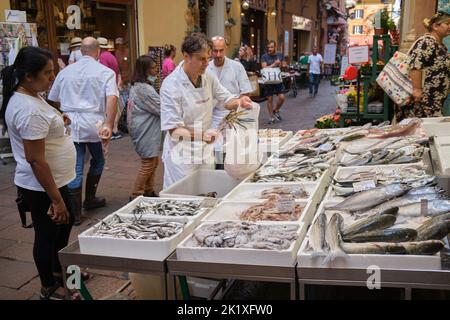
[353, 180, 376, 193]
[276, 196, 296, 213]
[200, 198, 219, 209]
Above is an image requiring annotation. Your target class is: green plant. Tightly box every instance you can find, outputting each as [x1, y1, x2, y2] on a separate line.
[374, 10, 395, 31]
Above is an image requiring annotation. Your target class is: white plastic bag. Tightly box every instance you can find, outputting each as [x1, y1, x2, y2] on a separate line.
[224, 103, 263, 180]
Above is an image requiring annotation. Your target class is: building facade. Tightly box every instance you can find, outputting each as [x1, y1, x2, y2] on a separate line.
[347, 2, 393, 46]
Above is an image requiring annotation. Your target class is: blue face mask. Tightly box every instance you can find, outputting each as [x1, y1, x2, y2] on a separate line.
[148, 76, 157, 83]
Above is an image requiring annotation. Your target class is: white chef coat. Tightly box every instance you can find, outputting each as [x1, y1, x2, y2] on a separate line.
[208, 57, 252, 129]
[48, 55, 119, 143]
[160, 63, 236, 188]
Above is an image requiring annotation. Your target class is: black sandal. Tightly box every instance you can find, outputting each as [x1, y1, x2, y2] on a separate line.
[40, 285, 66, 300]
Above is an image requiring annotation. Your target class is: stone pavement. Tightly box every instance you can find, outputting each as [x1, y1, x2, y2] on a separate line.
[0, 82, 337, 300]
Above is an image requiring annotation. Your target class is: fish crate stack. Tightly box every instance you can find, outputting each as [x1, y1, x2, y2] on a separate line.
[78, 197, 215, 261]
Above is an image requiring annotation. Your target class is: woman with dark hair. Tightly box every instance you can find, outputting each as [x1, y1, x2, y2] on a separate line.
[396, 11, 450, 120]
[1, 47, 77, 299]
[128, 55, 161, 199]
[162, 44, 177, 79]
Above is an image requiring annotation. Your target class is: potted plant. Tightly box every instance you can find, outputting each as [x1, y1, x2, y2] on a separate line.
[373, 10, 391, 35]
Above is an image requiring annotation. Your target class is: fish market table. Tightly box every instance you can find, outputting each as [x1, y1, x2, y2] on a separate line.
[59, 241, 169, 299]
[297, 266, 450, 300]
[166, 252, 298, 300]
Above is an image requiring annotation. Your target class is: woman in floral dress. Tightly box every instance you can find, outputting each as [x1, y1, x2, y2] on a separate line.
[396, 12, 450, 120]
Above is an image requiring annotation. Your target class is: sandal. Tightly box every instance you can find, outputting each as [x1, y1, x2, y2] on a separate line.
[40, 285, 68, 301]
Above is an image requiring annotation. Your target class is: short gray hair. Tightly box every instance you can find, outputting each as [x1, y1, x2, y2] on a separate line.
[182, 33, 212, 55]
[81, 37, 99, 55]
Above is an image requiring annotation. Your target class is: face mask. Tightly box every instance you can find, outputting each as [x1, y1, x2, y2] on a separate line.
[148, 76, 157, 83]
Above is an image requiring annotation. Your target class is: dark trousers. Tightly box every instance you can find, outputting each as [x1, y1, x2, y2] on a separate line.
[309, 74, 321, 95]
[19, 186, 74, 288]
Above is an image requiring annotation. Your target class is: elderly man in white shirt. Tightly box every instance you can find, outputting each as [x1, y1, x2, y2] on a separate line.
[48, 37, 118, 225]
[207, 36, 252, 169]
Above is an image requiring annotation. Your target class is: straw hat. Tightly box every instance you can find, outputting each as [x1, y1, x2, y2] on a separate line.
[97, 37, 113, 49]
[70, 37, 82, 49]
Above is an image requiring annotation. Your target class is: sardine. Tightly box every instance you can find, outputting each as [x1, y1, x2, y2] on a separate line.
[342, 214, 397, 237]
[401, 240, 444, 255]
[309, 213, 328, 257]
[323, 213, 347, 264]
[343, 228, 417, 243]
[329, 184, 410, 212]
[340, 241, 406, 255]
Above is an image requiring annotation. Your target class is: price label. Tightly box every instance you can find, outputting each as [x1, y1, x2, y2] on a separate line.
[277, 196, 296, 213]
[200, 198, 219, 209]
[353, 180, 377, 193]
[420, 199, 429, 216]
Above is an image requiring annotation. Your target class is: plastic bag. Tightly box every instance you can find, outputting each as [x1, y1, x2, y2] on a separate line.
[224, 103, 263, 180]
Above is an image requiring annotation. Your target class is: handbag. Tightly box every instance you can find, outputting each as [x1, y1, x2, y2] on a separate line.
[248, 74, 260, 97]
[261, 67, 282, 85]
[376, 37, 427, 106]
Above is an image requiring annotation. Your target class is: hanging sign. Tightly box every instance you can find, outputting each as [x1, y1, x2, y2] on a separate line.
[66, 5, 81, 30]
[324, 43, 337, 65]
[348, 45, 370, 65]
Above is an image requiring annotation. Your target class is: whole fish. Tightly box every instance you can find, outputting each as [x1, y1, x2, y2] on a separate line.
[342, 213, 398, 237]
[329, 184, 410, 212]
[397, 200, 450, 217]
[341, 130, 369, 142]
[340, 241, 406, 255]
[416, 220, 450, 241]
[308, 213, 328, 257]
[372, 193, 442, 213]
[407, 186, 442, 196]
[323, 213, 347, 264]
[343, 228, 417, 243]
[368, 118, 421, 139]
[401, 241, 445, 255]
[340, 152, 372, 167]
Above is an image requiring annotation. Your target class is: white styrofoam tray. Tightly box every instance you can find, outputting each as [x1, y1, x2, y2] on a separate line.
[202, 200, 314, 225]
[79, 214, 196, 261]
[115, 196, 211, 222]
[434, 136, 450, 176]
[176, 221, 304, 267]
[258, 132, 293, 153]
[297, 201, 444, 270]
[223, 182, 318, 202]
[421, 117, 450, 138]
[160, 169, 245, 199]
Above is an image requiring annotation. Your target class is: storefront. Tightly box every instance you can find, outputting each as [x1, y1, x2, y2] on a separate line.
[292, 15, 313, 61]
[9, 0, 137, 83]
[240, 0, 268, 61]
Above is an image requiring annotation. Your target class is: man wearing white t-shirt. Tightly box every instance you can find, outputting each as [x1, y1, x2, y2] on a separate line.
[207, 36, 252, 169]
[307, 47, 324, 98]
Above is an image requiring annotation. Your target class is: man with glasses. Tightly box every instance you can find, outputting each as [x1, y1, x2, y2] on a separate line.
[160, 33, 253, 187]
[261, 40, 286, 125]
[208, 36, 252, 169]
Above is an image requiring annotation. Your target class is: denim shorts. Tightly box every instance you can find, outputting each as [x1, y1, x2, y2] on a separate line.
[264, 83, 285, 97]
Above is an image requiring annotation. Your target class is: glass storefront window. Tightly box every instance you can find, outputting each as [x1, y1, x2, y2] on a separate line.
[52, 0, 132, 83]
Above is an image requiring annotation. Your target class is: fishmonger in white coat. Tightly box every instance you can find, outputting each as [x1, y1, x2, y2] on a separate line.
[160, 33, 253, 188]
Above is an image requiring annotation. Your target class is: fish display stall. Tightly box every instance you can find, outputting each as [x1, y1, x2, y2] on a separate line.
[72, 117, 450, 299]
